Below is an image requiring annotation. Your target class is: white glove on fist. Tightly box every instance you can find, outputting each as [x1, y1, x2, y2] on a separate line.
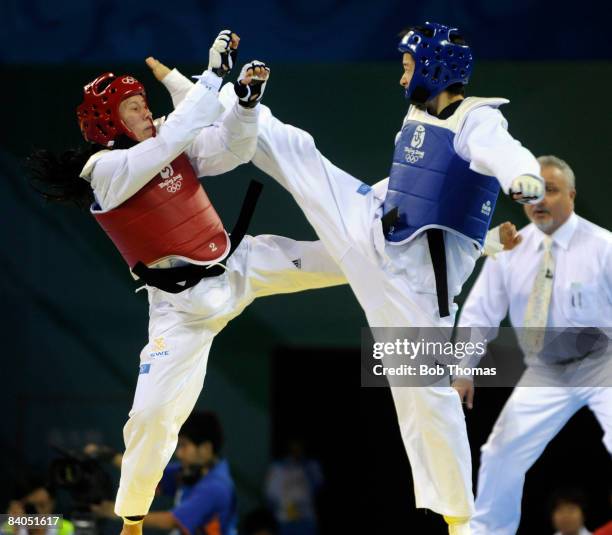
[509, 174, 545, 205]
[233, 60, 270, 108]
[208, 29, 237, 77]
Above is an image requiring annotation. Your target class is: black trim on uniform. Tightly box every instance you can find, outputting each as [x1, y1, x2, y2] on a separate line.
[436, 99, 463, 120]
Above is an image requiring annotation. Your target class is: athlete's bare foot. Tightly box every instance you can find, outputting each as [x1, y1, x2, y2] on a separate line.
[145, 57, 171, 82]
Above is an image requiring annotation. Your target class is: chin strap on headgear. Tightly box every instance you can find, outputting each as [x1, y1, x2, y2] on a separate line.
[399, 21, 473, 105]
[76, 73, 152, 147]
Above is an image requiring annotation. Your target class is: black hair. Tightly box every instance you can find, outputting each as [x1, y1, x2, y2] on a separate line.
[25, 134, 136, 210]
[240, 508, 278, 535]
[445, 82, 465, 96]
[549, 488, 588, 515]
[179, 411, 224, 454]
[25, 145, 100, 210]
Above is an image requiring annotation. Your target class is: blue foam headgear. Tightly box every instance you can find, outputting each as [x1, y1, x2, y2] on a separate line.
[398, 22, 473, 105]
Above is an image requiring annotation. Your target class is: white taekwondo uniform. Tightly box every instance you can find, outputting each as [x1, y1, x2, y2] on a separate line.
[247, 91, 542, 518]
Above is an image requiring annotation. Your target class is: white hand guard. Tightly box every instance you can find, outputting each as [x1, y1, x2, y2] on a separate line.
[208, 29, 237, 77]
[233, 60, 270, 108]
[509, 174, 545, 205]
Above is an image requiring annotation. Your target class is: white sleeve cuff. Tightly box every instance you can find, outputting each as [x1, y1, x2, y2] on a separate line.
[161, 68, 188, 91]
[483, 225, 504, 258]
[233, 102, 259, 123]
[192, 70, 223, 92]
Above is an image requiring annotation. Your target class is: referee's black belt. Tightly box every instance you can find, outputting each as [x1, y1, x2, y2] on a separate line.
[132, 180, 263, 294]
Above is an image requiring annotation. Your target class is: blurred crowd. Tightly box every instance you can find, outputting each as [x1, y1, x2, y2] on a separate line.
[1, 411, 327, 535]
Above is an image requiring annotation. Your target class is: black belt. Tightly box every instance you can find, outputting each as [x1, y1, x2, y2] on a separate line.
[382, 209, 450, 319]
[426, 228, 450, 318]
[132, 180, 263, 294]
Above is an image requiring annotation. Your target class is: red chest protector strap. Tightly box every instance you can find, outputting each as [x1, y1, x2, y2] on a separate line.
[131, 180, 263, 293]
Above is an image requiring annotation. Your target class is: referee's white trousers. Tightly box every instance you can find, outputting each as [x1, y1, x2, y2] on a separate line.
[114, 234, 346, 517]
[252, 105, 476, 517]
[471, 377, 612, 535]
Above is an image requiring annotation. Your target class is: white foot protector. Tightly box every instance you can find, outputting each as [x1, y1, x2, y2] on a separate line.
[448, 522, 471, 535]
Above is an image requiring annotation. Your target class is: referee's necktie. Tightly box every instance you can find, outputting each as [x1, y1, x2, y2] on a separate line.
[522, 235, 555, 355]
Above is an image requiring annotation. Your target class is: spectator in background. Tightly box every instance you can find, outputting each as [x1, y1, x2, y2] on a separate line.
[240, 508, 278, 535]
[2, 477, 74, 535]
[90, 410, 237, 535]
[265, 440, 323, 535]
[551, 489, 592, 535]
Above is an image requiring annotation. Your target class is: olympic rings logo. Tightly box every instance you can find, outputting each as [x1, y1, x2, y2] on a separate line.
[166, 179, 182, 193]
[403, 147, 425, 165]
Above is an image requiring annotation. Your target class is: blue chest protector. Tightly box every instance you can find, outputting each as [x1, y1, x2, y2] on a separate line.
[382, 120, 500, 247]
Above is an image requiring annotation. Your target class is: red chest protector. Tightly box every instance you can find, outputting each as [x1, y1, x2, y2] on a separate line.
[92, 153, 229, 268]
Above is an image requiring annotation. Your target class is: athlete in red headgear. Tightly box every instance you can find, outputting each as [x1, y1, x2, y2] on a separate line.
[77, 72, 151, 147]
[27, 30, 346, 535]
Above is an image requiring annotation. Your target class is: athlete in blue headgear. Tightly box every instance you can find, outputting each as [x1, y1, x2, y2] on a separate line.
[387, 22, 542, 245]
[153, 22, 539, 535]
[249, 21, 543, 535]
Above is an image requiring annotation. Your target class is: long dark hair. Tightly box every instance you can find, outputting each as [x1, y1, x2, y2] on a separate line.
[25, 145, 100, 210]
[25, 135, 135, 210]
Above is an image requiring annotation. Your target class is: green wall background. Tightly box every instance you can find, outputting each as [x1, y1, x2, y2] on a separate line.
[1, 61, 610, 510]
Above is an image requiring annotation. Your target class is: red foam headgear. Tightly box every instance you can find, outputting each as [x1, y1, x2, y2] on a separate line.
[76, 73, 149, 147]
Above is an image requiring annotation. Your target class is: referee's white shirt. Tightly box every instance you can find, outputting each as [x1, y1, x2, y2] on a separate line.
[458, 212, 612, 364]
